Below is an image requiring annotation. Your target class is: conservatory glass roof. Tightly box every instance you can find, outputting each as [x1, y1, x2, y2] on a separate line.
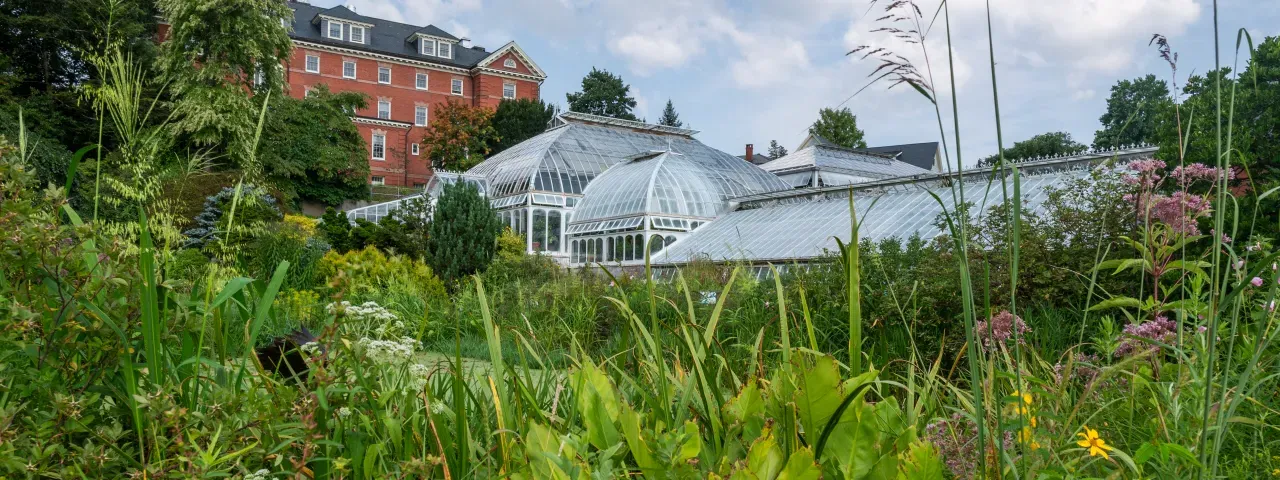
[569, 150, 790, 229]
[759, 135, 934, 180]
[656, 146, 1158, 265]
[467, 112, 729, 200]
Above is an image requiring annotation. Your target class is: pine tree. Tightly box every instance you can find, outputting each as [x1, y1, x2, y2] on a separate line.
[425, 181, 504, 289]
[657, 99, 682, 127]
[566, 68, 638, 120]
[767, 140, 788, 158]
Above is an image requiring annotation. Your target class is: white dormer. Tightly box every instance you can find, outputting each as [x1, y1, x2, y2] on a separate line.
[415, 34, 456, 60]
[438, 41, 452, 59]
[318, 15, 373, 44]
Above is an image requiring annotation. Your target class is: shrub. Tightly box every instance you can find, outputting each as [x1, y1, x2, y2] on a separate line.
[182, 184, 282, 254]
[425, 180, 502, 288]
[317, 245, 447, 302]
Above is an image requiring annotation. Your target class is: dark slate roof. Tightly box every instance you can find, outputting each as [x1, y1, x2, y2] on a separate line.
[288, 2, 489, 70]
[737, 153, 774, 165]
[855, 142, 940, 171]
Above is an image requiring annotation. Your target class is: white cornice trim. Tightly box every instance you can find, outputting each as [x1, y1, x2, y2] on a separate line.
[316, 14, 375, 28]
[292, 40, 470, 74]
[352, 116, 411, 128]
[471, 67, 544, 82]
[411, 32, 457, 44]
[474, 41, 547, 79]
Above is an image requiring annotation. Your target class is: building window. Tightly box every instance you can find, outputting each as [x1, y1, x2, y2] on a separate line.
[350, 25, 365, 44]
[421, 38, 436, 56]
[303, 85, 311, 97]
[415, 72, 428, 90]
[377, 100, 390, 120]
[370, 176, 385, 185]
[305, 54, 319, 73]
[438, 42, 452, 59]
[450, 78, 463, 95]
[342, 60, 356, 79]
[411, 143, 419, 156]
[327, 21, 343, 40]
[371, 133, 385, 160]
[504, 58, 516, 68]
[414, 106, 427, 126]
[502, 82, 516, 99]
[378, 66, 391, 84]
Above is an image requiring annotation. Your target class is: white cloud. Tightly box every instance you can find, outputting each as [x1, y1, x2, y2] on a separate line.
[1072, 89, 1096, 100]
[608, 21, 702, 74]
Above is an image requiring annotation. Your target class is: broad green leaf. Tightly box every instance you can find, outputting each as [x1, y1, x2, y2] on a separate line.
[897, 441, 945, 480]
[792, 353, 844, 446]
[1088, 296, 1143, 311]
[724, 381, 766, 444]
[778, 447, 821, 480]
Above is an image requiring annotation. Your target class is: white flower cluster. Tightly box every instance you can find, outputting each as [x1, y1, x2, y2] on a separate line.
[374, 320, 407, 338]
[327, 301, 398, 323]
[407, 363, 430, 391]
[337, 406, 352, 418]
[357, 336, 417, 365]
[245, 469, 272, 480]
[300, 342, 322, 357]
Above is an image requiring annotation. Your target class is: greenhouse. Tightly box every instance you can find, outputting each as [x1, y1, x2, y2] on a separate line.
[759, 134, 934, 188]
[565, 149, 789, 266]
[465, 111, 735, 260]
[345, 171, 486, 224]
[655, 145, 1159, 266]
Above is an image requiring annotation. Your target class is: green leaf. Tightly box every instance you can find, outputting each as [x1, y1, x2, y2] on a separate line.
[778, 447, 822, 480]
[1088, 296, 1143, 311]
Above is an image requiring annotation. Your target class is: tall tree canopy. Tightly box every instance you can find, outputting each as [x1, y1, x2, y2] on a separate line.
[157, 0, 292, 165]
[490, 98, 557, 155]
[978, 131, 1087, 167]
[657, 99, 682, 127]
[767, 140, 788, 159]
[809, 107, 867, 149]
[420, 100, 498, 172]
[1093, 74, 1172, 149]
[256, 85, 370, 206]
[426, 181, 503, 289]
[566, 68, 638, 121]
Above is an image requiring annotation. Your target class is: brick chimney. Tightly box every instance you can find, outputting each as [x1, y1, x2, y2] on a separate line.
[745, 144, 754, 161]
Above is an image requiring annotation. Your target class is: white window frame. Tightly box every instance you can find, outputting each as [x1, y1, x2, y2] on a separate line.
[504, 58, 516, 68]
[303, 85, 312, 97]
[438, 42, 452, 59]
[415, 72, 428, 90]
[502, 82, 516, 99]
[411, 143, 420, 156]
[414, 106, 428, 126]
[421, 38, 436, 56]
[378, 66, 391, 84]
[327, 21, 343, 40]
[450, 78, 463, 96]
[305, 54, 319, 73]
[349, 25, 365, 44]
[371, 134, 386, 160]
[371, 175, 385, 186]
[342, 60, 356, 79]
[377, 100, 391, 120]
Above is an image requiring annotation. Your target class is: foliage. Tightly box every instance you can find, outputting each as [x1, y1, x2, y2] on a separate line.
[425, 180, 503, 288]
[809, 107, 867, 149]
[318, 206, 356, 252]
[256, 84, 370, 206]
[316, 245, 448, 302]
[181, 184, 282, 254]
[978, 131, 1087, 167]
[317, 196, 432, 259]
[566, 67, 639, 120]
[767, 139, 788, 159]
[420, 100, 497, 171]
[1093, 74, 1171, 149]
[657, 99, 682, 127]
[0, 108, 72, 191]
[157, 0, 292, 164]
[489, 98, 557, 155]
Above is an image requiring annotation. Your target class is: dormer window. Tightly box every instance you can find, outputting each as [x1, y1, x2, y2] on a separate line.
[504, 58, 516, 68]
[421, 38, 436, 56]
[438, 42, 452, 59]
[350, 25, 365, 44]
[327, 21, 343, 40]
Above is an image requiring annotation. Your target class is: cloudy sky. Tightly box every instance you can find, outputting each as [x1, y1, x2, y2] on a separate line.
[310, 0, 1278, 165]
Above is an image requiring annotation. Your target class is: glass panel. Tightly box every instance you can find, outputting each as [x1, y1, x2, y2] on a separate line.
[606, 237, 614, 262]
[532, 209, 547, 252]
[586, 238, 595, 263]
[548, 210, 561, 252]
[649, 235, 664, 255]
[665, 235, 676, 246]
[624, 236, 633, 261]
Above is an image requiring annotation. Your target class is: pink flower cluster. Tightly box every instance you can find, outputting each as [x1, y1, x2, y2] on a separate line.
[1114, 316, 1178, 357]
[924, 413, 1016, 479]
[1121, 160, 1224, 236]
[975, 310, 1032, 352]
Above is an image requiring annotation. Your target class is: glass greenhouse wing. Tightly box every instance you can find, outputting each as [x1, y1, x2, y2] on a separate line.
[569, 150, 790, 226]
[760, 143, 933, 180]
[654, 167, 1089, 265]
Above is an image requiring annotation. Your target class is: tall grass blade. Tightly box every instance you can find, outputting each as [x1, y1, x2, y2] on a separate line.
[137, 206, 164, 382]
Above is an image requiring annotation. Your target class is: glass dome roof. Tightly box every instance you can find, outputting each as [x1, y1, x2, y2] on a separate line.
[570, 149, 790, 227]
[467, 112, 749, 200]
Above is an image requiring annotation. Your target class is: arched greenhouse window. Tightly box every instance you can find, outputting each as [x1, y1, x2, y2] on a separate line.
[532, 209, 547, 252]
[548, 210, 562, 252]
[586, 238, 595, 263]
[634, 234, 644, 259]
[595, 238, 604, 262]
[624, 236, 634, 261]
[649, 234, 664, 255]
[665, 235, 676, 246]
[571, 240, 578, 263]
[606, 237, 614, 262]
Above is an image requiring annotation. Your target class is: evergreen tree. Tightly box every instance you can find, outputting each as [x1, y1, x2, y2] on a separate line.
[809, 107, 867, 149]
[566, 68, 638, 120]
[490, 98, 558, 155]
[657, 99, 682, 127]
[425, 181, 503, 288]
[767, 140, 788, 158]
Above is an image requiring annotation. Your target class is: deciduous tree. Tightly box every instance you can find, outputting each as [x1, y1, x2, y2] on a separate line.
[420, 100, 498, 171]
[809, 107, 867, 149]
[1093, 74, 1171, 149]
[257, 85, 370, 206]
[978, 131, 1087, 167]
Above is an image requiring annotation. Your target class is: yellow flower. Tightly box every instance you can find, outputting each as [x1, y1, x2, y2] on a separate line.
[1076, 426, 1113, 459]
[1012, 390, 1033, 406]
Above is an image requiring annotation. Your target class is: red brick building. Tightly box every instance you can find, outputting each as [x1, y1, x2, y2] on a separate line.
[161, 1, 546, 187]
